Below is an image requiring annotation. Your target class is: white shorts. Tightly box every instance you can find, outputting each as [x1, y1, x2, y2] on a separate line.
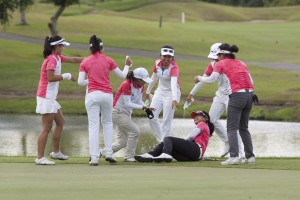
[36, 96, 61, 114]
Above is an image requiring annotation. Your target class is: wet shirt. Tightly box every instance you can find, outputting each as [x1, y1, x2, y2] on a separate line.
[113, 79, 144, 116]
[36, 53, 67, 99]
[79, 52, 117, 94]
[214, 58, 254, 93]
[193, 121, 210, 157]
[204, 60, 231, 95]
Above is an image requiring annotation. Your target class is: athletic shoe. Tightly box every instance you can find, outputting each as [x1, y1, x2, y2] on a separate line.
[241, 156, 256, 164]
[221, 156, 241, 165]
[124, 157, 136, 162]
[153, 153, 173, 163]
[35, 157, 55, 165]
[221, 141, 229, 157]
[105, 156, 117, 163]
[50, 152, 69, 160]
[134, 153, 154, 163]
[89, 159, 99, 166]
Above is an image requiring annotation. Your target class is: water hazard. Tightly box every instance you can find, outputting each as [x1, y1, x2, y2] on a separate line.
[1, 114, 300, 157]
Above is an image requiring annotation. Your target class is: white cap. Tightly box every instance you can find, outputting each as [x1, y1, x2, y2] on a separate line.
[161, 48, 174, 56]
[133, 67, 153, 83]
[50, 38, 70, 46]
[207, 43, 222, 59]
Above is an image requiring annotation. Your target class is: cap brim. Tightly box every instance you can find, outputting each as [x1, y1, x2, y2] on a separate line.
[59, 41, 70, 46]
[208, 52, 218, 59]
[142, 77, 153, 83]
[191, 112, 197, 119]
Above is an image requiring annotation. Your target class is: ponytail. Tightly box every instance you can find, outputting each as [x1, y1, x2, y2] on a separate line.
[126, 71, 134, 80]
[43, 36, 53, 58]
[89, 35, 103, 54]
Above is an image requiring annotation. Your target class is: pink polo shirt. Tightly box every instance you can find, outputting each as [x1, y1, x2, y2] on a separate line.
[214, 58, 254, 93]
[193, 121, 210, 157]
[36, 53, 67, 99]
[79, 52, 117, 93]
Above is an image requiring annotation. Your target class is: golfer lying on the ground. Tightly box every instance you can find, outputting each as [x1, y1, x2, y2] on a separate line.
[134, 110, 214, 162]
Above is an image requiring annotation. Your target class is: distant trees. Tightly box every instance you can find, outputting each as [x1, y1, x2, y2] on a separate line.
[18, 0, 34, 25]
[200, 0, 300, 7]
[47, 0, 80, 36]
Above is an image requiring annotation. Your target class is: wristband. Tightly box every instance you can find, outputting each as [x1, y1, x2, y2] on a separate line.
[62, 73, 71, 80]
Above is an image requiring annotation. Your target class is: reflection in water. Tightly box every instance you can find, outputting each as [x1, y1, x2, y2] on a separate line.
[1, 115, 300, 157]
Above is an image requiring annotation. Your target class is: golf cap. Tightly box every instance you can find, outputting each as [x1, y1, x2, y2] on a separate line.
[161, 48, 174, 56]
[50, 38, 70, 46]
[191, 110, 207, 119]
[133, 67, 153, 83]
[208, 43, 222, 59]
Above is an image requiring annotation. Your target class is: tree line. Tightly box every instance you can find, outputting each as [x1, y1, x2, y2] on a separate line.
[200, 0, 300, 7]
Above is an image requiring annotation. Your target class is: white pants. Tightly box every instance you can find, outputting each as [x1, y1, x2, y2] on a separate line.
[111, 108, 140, 159]
[149, 90, 181, 142]
[85, 91, 113, 160]
[209, 91, 242, 153]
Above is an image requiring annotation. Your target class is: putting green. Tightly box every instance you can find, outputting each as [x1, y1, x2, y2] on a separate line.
[0, 163, 299, 200]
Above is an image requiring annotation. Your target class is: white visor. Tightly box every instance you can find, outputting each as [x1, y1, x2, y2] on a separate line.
[50, 38, 70, 46]
[216, 49, 232, 55]
[161, 48, 174, 56]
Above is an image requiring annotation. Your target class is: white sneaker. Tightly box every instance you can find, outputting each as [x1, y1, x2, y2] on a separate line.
[124, 157, 136, 162]
[105, 156, 117, 163]
[50, 152, 68, 160]
[221, 141, 230, 157]
[241, 156, 255, 164]
[35, 157, 55, 165]
[89, 159, 99, 166]
[153, 153, 173, 163]
[221, 156, 241, 165]
[134, 153, 154, 162]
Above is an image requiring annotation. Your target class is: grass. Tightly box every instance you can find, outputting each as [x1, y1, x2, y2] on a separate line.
[1, 157, 300, 200]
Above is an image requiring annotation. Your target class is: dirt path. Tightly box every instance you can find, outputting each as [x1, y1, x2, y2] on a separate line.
[1, 32, 300, 72]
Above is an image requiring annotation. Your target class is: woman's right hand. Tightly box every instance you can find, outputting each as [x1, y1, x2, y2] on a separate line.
[186, 94, 194, 103]
[125, 55, 132, 67]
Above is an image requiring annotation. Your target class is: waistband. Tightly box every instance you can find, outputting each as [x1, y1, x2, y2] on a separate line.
[237, 89, 253, 93]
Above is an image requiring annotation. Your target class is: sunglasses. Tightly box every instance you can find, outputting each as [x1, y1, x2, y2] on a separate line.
[161, 48, 174, 54]
[195, 111, 206, 117]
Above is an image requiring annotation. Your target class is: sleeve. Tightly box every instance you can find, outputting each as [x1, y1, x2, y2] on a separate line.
[112, 65, 130, 79]
[46, 58, 57, 71]
[185, 128, 202, 141]
[122, 95, 144, 110]
[200, 72, 220, 84]
[171, 77, 178, 101]
[189, 74, 208, 95]
[146, 73, 158, 94]
[60, 55, 67, 63]
[204, 62, 214, 76]
[79, 59, 87, 72]
[78, 71, 88, 86]
[170, 63, 179, 77]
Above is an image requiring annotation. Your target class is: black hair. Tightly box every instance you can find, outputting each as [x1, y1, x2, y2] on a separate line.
[43, 35, 62, 58]
[202, 111, 214, 136]
[219, 43, 239, 59]
[126, 70, 140, 82]
[89, 35, 103, 54]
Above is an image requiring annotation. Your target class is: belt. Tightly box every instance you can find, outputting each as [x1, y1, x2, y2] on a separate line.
[237, 89, 253, 93]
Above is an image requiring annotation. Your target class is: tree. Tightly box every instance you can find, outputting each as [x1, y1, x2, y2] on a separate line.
[17, 0, 34, 25]
[0, 0, 17, 26]
[48, 0, 80, 36]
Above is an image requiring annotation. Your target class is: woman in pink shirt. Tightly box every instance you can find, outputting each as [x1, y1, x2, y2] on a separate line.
[134, 110, 214, 162]
[35, 35, 83, 165]
[196, 43, 255, 165]
[78, 35, 132, 166]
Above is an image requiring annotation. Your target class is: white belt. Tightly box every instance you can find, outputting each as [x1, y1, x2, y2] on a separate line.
[237, 89, 253, 93]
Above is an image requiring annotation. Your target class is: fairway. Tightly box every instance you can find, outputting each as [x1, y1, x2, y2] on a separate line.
[0, 162, 299, 200]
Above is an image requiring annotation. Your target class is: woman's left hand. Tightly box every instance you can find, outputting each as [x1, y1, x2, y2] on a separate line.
[194, 75, 201, 83]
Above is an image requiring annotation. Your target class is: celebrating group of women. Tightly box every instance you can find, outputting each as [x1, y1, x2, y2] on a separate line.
[35, 34, 256, 166]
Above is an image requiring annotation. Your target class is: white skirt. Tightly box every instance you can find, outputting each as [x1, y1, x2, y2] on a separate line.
[36, 96, 61, 114]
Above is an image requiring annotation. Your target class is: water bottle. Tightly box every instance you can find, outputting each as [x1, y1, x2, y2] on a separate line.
[183, 98, 194, 109]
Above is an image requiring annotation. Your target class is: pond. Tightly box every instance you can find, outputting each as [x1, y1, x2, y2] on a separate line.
[1, 114, 300, 158]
